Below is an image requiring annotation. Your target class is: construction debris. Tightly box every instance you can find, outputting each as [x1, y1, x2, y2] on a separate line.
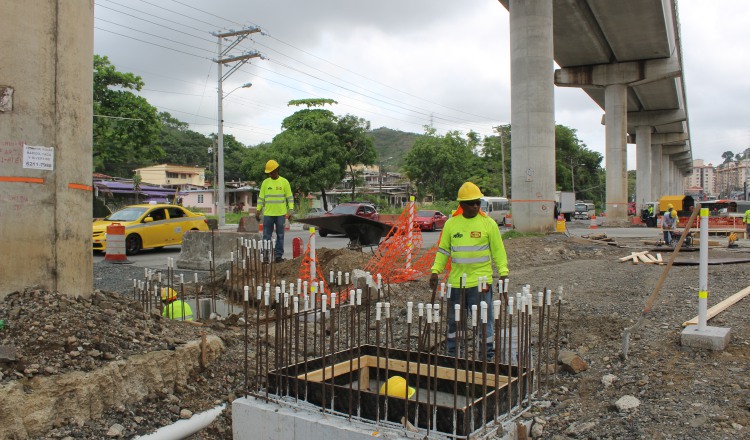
[619, 251, 664, 265]
[580, 233, 624, 247]
[682, 285, 750, 326]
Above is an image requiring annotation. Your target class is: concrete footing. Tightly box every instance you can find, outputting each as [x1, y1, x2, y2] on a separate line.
[232, 397, 511, 440]
[176, 230, 261, 270]
[680, 325, 731, 351]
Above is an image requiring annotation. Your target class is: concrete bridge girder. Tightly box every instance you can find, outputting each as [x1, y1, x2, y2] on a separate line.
[554, 55, 680, 89]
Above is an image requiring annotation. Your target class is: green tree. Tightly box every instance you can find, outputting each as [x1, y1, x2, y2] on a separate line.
[403, 127, 476, 200]
[93, 55, 161, 176]
[554, 125, 603, 202]
[722, 150, 735, 163]
[336, 114, 377, 200]
[157, 112, 212, 169]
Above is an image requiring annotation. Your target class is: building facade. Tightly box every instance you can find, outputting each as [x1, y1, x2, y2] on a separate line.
[134, 164, 206, 189]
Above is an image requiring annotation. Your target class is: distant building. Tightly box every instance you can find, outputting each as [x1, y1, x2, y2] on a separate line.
[683, 159, 717, 198]
[715, 159, 750, 199]
[134, 164, 206, 190]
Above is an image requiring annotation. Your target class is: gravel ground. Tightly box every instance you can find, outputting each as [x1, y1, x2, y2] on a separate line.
[2, 234, 750, 439]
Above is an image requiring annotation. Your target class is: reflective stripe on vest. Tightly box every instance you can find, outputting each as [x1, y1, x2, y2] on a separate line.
[437, 248, 450, 256]
[452, 255, 490, 264]
[451, 244, 489, 252]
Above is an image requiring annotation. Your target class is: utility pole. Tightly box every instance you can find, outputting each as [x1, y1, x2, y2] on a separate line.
[212, 26, 263, 227]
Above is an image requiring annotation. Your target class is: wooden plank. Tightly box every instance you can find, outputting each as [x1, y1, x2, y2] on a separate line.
[619, 251, 649, 262]
[301, 357, 366, 382]
[637, 254, 653, 264]
[682, 285, 750, 326]
[299, 355, 510, 387]
[656, 253, 663, 262]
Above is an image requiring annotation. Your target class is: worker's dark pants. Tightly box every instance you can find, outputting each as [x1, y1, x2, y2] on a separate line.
[746, 223, 750, 236]
[262, 215, 286, 259]
[663, 230, 672, 245]
[446, 285, 494, 360]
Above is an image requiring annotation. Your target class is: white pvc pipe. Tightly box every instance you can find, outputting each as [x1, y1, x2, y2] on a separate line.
[134, 404, 225, 440]
[407, 196, 414, 269]
[698, 207, 708, 330]
[309, 227, 316, 283]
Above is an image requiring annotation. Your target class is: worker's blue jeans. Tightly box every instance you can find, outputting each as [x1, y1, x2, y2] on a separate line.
[663, 230, 672, 246]
[446, 286, 494, 360]
[262, 215, 286, 260]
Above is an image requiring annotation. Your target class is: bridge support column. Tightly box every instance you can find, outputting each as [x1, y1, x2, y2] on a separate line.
[651, 144, 662, 202]
[0, 0, 94, 300]
[661, 154, 672, 197]
[604, 84, 629, 226]
[509, 0, 555, 232]
[635, 126, 652, 211]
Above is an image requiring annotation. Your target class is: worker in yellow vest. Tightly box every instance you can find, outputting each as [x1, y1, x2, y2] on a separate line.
[743, 208, 750, 237]
[256, 159, 294, 263]
[161, 288, 193, 321]
[429, 182, 509, 360]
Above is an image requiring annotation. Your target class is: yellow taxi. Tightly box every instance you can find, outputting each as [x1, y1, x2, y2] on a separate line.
[93, 203, 209, 255]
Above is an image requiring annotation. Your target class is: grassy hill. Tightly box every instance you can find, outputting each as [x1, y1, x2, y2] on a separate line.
[367, 127, 422, 170]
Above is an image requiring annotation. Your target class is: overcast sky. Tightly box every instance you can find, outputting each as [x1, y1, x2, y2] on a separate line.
[93, 0, 750, 169]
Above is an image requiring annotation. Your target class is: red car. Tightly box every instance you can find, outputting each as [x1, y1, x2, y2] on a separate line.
[319, 202, 380, 237]
[414, 210, 448, 231]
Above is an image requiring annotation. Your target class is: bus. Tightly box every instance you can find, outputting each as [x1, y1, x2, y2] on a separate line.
[480, 197, 511, 226]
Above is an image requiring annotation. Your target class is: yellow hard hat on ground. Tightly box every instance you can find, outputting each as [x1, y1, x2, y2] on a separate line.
[265, 159, 279, 173]
[457, 182, 483, 201]
[160, 287, 177, 301]
[379, 376, 416, 399]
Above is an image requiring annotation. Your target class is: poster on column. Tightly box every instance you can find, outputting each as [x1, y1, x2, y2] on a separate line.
[23, 144, 54, 171]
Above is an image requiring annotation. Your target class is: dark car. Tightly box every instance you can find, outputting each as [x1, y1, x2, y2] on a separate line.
[414, 210, 448, 231]
[319, 202, 379, 237]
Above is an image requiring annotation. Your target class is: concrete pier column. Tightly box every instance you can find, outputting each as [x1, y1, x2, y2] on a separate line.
[509, 0, 555, 232]
[604, 84, 628, 225]
[661, 155, 672, 196]
[635, 126, 652, 211]
[651, 144, 662, 202]
[0, 0, 94, 300]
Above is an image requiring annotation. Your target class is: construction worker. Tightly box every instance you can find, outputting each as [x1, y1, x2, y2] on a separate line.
[744, 207, 750, 237]
[662, 203, 677, 246]
[429, 182, 508, 360]
[255, 159, 294, 263]
[161, 288, 193, 321]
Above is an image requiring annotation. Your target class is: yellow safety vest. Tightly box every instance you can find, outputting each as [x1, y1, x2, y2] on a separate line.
[744, 209, 750, 224]
[257, 176, 294, 217]
[163, 300, 193, 321]
[431, 213, 509, 288]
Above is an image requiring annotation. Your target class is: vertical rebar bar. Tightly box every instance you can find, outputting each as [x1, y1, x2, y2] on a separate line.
[507, 297, 514, 415]
[405, 301, 413, 431]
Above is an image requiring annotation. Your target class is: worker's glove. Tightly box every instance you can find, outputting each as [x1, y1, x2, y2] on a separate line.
[255, 212, 261, 221]
[287, 210, 294, 222]
[429, 273, 439, 291]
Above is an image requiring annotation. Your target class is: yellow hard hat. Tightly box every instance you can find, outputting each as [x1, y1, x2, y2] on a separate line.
[265, 159, 279, 173]
[667, 203, 674, 209]
[379, 376, 415, 399]
[161, 287, 177, 301]
[457, 182, 484, 201]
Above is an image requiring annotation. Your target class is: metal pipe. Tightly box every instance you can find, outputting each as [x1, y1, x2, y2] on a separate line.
[405, 301, 413, 431]
[506, 296, 514, 415]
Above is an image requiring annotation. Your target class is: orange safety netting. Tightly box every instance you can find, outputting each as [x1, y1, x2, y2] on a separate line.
[297, 238, 346, 304]
[366, 203, 441, 283]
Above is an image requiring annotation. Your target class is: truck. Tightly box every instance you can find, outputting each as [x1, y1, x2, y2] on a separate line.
[574, 201, 596, 220]
[555, 191, 575, 221]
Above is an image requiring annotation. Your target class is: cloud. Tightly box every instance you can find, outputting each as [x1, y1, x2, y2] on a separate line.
[93, 0, 750, 173]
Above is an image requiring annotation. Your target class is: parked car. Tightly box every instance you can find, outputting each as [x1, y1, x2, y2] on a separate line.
[319, 202, 379, 237]
[414, 210, 448, 231]
[92, 203, 209, 255]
